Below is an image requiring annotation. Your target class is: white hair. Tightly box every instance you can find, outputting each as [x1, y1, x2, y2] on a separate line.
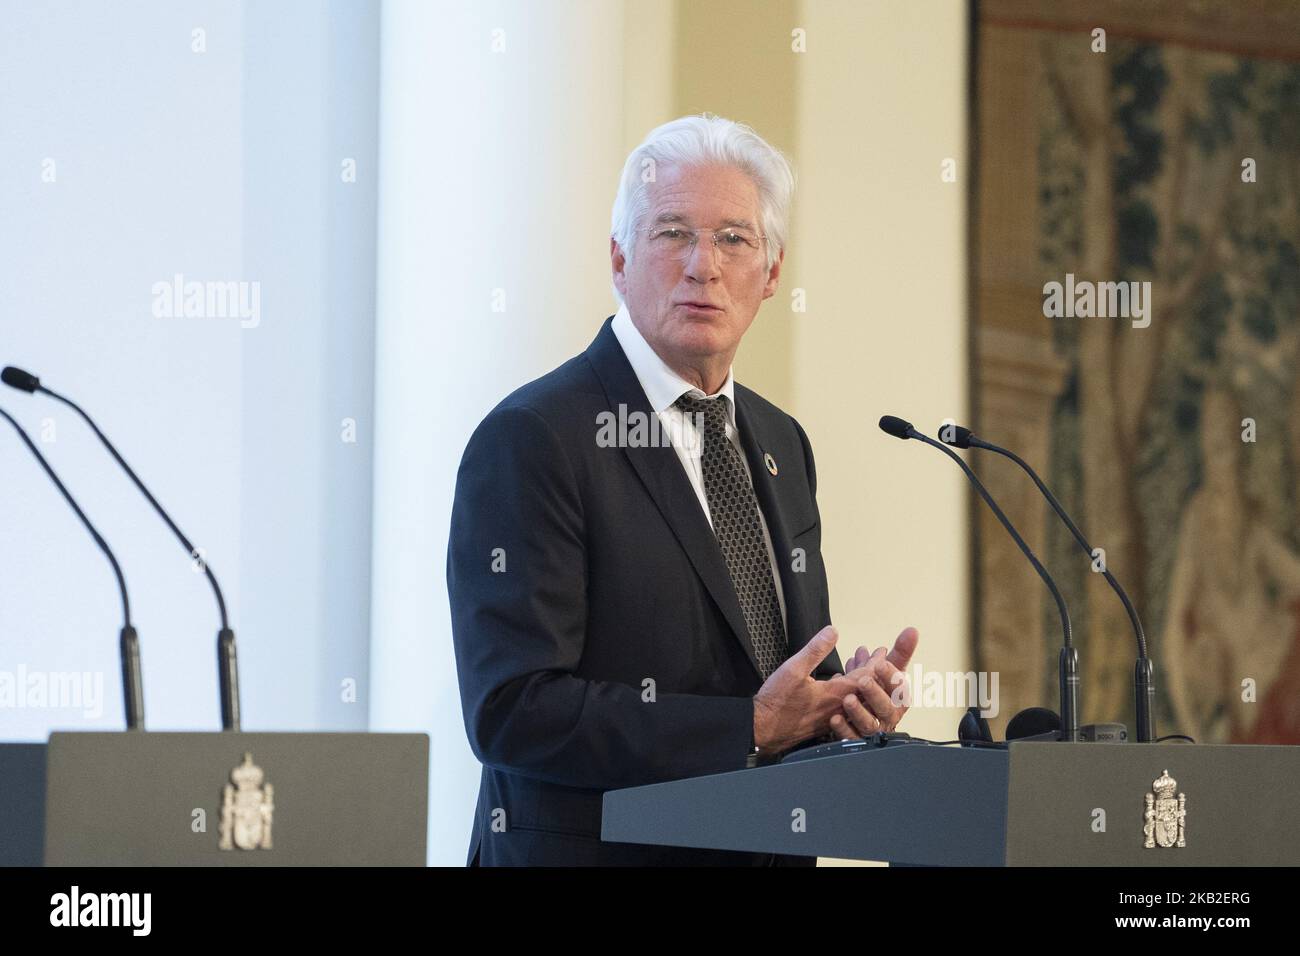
[609, 113, 795, 304]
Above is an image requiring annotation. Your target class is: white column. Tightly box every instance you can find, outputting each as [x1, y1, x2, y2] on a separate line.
[370, 0, 651, 865]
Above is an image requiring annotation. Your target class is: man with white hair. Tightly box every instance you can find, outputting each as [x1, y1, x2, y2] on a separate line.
[448, 114, 919, 866]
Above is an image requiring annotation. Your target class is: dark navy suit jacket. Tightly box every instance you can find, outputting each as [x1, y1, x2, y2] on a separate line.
[447, 316, 840, 865]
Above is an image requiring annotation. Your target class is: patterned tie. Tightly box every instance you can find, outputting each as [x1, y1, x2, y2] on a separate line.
[674, 393, 786, 678]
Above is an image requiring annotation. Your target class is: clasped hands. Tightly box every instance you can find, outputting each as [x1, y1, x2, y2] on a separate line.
[752, 625, 919, 756]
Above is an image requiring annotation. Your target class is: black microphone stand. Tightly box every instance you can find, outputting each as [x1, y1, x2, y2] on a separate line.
[1, 407, 144, 729]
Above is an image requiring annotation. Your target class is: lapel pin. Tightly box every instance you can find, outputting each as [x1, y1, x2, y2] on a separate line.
[764, 452, 778, 476]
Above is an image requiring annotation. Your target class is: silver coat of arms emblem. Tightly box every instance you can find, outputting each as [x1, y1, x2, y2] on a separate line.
[1143, 769, 1186, 849]
[219, 752, 275, 851]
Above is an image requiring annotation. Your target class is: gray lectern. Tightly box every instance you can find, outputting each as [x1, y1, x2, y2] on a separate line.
[0, 732, 428, 866]
[601, 741, 1300, 865]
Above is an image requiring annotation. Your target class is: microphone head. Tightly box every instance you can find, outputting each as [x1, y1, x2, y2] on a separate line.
[878, 415, 914, 440]
[1006, 707, 1062, 741]
[958, 706, 993, 744]
[938, 423, 975, 449]
[1, 366, 40, 393]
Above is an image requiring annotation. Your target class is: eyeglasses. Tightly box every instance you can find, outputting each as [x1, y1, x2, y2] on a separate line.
[643, 224, 768, 263]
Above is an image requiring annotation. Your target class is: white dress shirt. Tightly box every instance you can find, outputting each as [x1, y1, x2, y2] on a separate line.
[611, 302, 789, 634]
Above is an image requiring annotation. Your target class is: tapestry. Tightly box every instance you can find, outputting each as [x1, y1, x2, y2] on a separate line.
[973, 0, 1300, 743]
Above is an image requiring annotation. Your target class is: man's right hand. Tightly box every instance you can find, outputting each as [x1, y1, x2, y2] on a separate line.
[752, 625, 859, 755]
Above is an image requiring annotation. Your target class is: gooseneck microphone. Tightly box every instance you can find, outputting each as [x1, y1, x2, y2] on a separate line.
[879, 415, 1080, 742]
[940, 422, 1156, 743]
[1, 405, 144, 729]
[3, 365, 240, 731]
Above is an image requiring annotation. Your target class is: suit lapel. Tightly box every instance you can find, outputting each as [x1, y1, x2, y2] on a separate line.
[585, 317, 763, 679]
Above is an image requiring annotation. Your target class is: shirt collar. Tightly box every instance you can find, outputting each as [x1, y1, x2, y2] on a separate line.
[611, 301, 737, 424]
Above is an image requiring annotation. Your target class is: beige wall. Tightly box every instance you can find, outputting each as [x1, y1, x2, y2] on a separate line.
[653, 3, 972, 721]
[641, 0, 971, 864]
[791, 1, 971, 730]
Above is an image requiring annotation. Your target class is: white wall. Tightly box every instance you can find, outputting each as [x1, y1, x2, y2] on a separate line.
[370, 0, 637, 865]
[239, 0, 379, 731]
[0, 0, 378, 736]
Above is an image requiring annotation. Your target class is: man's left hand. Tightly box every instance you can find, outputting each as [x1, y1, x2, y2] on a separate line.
[829, 626, 918, 738]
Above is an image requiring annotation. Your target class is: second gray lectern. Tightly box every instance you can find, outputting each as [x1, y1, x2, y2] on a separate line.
[601, 740, 1300, 865]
